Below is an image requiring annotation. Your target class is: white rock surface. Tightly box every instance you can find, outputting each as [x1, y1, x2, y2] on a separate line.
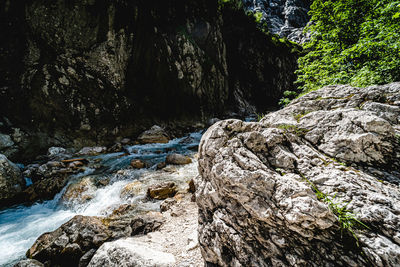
[196, 83, 400, 266]
[88, 239, 176, 267]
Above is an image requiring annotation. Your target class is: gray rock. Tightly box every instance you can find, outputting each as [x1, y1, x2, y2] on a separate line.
[13, 259, 44, 267]
[243, 0, 310, 43]
[0, 134, 14, 150]
[137, 125, 170, 144]
[88, 239, 176, 267]
[0, 154, 24, 205]
[77, 146, 107, 156]
[27, 207, 164, 266]
[165, 153, 192, 165]
[196, 83, 400, 266]
[47, 147, 66, 157]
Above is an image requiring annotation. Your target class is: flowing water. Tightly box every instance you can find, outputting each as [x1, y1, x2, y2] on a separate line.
[0, 131, 202, 266]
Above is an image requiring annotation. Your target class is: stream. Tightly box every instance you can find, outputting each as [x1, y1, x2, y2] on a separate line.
[0, 131, 203, 266]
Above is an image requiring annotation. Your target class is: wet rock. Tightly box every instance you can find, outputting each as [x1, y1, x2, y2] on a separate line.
[166, 153, 192, 165]
[87, 239, 176, 267]
[120, 181, 143, 199]
[107, 143, 123, 153]
[196, 83, 400, 266]
[13, 259, 44, 267]
[61, 177, 96, 206]
[0, 154, 25, 206]
[137, 125, 170, 144]
[27, 209, 164, 267]
[27, 215, 110, 266]
[77, 147, 107, 156]
[147, 182, 177, 200]
[130, 159, 146, 169]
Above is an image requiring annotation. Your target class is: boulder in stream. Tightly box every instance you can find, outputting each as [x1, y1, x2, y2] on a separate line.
[130, 159, 146, 169]
[0, 154, 25, 206]
[137, 125, 170, 144]
[196, 83, 400, 266]
[27, 207, 164, 266]
[147, 182, 177, 200]
[166, 153, 192, 165]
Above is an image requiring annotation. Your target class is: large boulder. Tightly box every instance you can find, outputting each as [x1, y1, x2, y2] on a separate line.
[27, 208, 164, 266]
[87, 239, 176, 267]
[196, 83, 400, 266]
[0, 154, 25, 206]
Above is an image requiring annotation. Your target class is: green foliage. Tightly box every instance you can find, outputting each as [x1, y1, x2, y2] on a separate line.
[296, 0, 400, 94]
[277, 124, 309, 136]
[256, 113, 266, 121]
[301, 174, 370, 245]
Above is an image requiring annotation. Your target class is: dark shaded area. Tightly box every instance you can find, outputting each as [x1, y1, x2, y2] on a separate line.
[0, 0, 299, 161]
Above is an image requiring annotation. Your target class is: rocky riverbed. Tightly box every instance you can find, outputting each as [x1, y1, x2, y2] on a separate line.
[0, 127, 203, 266]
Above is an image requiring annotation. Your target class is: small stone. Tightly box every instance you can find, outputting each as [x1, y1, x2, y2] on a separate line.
[147, 182, 177, 200]
[130, 159, 146, 169]
[166, 153, 192, 165]
[77, 147, 107, 156]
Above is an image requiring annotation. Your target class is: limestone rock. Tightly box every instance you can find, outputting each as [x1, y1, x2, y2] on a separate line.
[87, 239, 176, 267]
[137, 125, 170, 144]
[166, 153, 192, 165]
[0, 154, 25, 206]
[147, 182, 177, 200]
[27, 215, 111, 266]
[27, 208, 164, 266]
[196, 83, 400, 266]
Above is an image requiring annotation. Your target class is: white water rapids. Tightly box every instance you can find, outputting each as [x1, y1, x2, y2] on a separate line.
[0, 132, 202, 266]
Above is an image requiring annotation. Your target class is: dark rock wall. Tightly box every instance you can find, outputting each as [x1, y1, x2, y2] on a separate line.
[0, 0, 299, 161]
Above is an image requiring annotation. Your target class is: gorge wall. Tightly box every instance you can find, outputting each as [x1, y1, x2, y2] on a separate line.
[0, 0, 299, 161]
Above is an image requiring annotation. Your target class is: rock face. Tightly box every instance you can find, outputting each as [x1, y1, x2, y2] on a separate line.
[0, 154, 25, 206]
[0, 0, 298, 161]
[243, 0, 311, 43]
[196, 83, 400, 266]
[87, 239, 176, 267]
